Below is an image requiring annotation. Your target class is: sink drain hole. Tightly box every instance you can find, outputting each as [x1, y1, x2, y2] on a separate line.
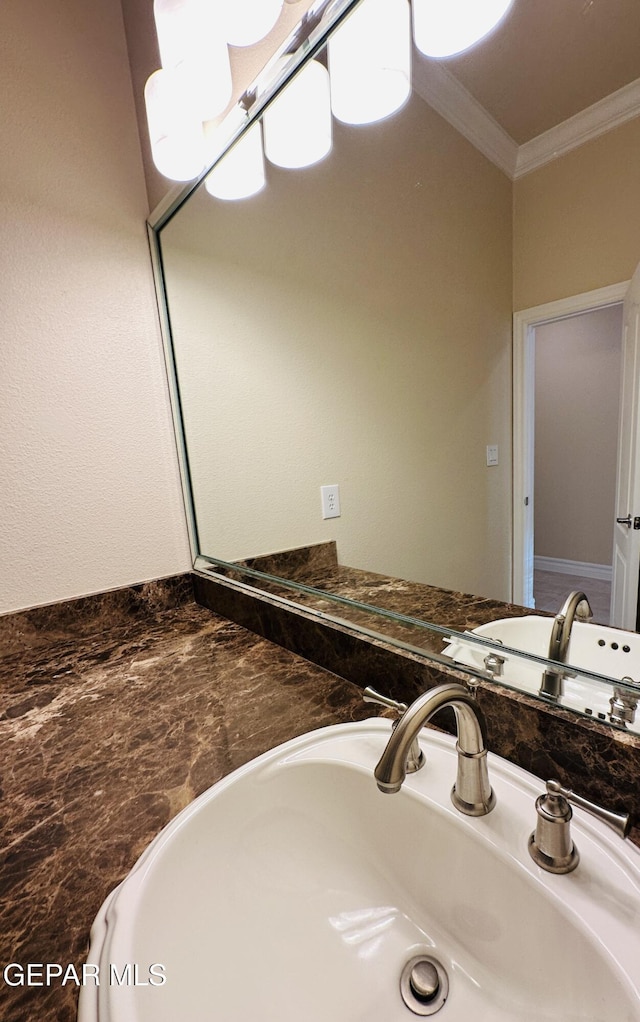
[400, 955, 449, 1016]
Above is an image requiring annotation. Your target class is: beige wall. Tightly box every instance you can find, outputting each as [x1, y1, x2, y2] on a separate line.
[513, 118, 640, 311]
[162, 97, 514, 600]
[0, 0, 190, 614]
[534, 305, 622, 565]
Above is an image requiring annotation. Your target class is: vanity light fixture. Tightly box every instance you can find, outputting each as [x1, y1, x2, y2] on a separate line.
[263, 59, 333, 169]
[145, 0, 517, 184]
[146, 0, 283, 182]
[152, 0, 232, 120]
[328, 0, 411, 125]
[204, 120, 266, 199]
[412, 0, 515, 59]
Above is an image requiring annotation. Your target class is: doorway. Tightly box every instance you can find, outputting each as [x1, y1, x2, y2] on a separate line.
[512, 280, 629, 615]
[532, 305, 623, 624]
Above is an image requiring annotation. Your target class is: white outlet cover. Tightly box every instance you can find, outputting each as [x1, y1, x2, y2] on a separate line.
[321, 484, 341, 519]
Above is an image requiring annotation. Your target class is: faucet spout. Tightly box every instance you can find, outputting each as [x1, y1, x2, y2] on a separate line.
[374, 682, 496, 816]
[540, 591, 593, 700]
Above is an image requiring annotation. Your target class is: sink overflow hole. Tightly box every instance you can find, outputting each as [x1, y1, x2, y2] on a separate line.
[400, 955, 449, 1016]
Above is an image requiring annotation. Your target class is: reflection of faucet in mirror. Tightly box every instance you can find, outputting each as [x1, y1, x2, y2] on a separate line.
[374, 682, 496, 816]
[539, 591, 593, 701]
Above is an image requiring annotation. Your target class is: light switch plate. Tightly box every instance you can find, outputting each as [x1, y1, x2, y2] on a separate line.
[486, 445, 499, 467]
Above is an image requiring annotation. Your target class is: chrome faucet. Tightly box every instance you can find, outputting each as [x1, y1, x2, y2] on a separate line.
[374, 682, 496, 816]
[539, 590, 593, 700]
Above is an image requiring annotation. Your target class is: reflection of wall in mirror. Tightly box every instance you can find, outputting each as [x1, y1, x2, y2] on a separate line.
[162, 95, 513, 602]
[514, 117, 640, 311]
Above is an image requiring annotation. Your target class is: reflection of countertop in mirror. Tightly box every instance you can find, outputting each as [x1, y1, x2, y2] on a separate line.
[1, 574, 638, 1020]
[273, 562, 534, 642]
[229, 539, 537, 650]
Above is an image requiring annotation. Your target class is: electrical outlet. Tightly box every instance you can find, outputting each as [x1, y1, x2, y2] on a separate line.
[486, 445, 499, 467]
[321, 484, 341, 519]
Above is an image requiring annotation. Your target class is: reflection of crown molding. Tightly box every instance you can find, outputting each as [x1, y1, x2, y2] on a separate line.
[514, 78, 640, 178]
[413, 58, 640, 181]
[412, 58, 518, 178]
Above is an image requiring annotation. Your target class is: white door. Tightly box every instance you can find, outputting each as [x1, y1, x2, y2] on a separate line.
[611, 262, 640, 629]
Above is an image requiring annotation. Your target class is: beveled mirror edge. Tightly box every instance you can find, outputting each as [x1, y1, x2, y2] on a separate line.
[194, 554, 640, 721]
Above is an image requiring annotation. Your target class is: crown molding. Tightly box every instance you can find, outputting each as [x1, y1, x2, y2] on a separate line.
[514, 77, 640, 178]
[412, 58, 518, 178]
[413, 57, 640, 181]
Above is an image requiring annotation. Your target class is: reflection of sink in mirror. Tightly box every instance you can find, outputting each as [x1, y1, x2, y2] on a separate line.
[79, 720, 640, 1021]
[444, 617, 640, 733]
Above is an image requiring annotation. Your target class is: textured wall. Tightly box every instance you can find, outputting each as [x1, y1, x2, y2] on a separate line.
[0, 0, 190, 614]
[513, 118, 640, 311]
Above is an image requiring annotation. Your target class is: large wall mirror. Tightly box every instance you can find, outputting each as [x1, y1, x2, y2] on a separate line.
[150, 0, 640, 735]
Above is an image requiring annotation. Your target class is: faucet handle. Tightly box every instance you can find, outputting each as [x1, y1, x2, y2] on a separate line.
[363, 686, 408, 714]
[363, 687, 425, 773]
[528, 779, 631, 874]
[545, 780, 631, 839]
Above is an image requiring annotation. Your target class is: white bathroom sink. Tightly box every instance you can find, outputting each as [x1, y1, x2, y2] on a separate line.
[444, 616, 640, 733]
[79, 719, 640, 1022]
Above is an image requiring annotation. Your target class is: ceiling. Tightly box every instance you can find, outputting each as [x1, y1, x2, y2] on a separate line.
[123, 0, 640, 209]
[441, 0, 640, 144]
[233, 0, 640, 146]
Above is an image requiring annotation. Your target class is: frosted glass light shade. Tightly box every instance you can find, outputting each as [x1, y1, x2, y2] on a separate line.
[223, 0, 284, 47]
[144, 67, 206, 181]
[328, 0, 411, 125]
[412, 0, 514, 58]
[263, 60, 332, 169]
[205, 121, 266, 200]
[153, 0, 232, 120]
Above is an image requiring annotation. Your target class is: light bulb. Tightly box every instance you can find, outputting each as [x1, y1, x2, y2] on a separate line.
[153, 0, 232, 120]
[263, 60, 332, 170]
[412, 0, 514, 59]
[328, 0, 411, 126]
[205, 121, 266, 200]
[144, 67, 206, 181]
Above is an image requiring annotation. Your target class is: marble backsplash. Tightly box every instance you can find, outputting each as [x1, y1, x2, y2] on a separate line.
[0, 575, 193, 657]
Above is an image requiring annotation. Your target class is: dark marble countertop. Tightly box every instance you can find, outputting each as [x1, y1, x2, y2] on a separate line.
[0, 579, 374, 1022]
[2, 572, 639, 1021]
